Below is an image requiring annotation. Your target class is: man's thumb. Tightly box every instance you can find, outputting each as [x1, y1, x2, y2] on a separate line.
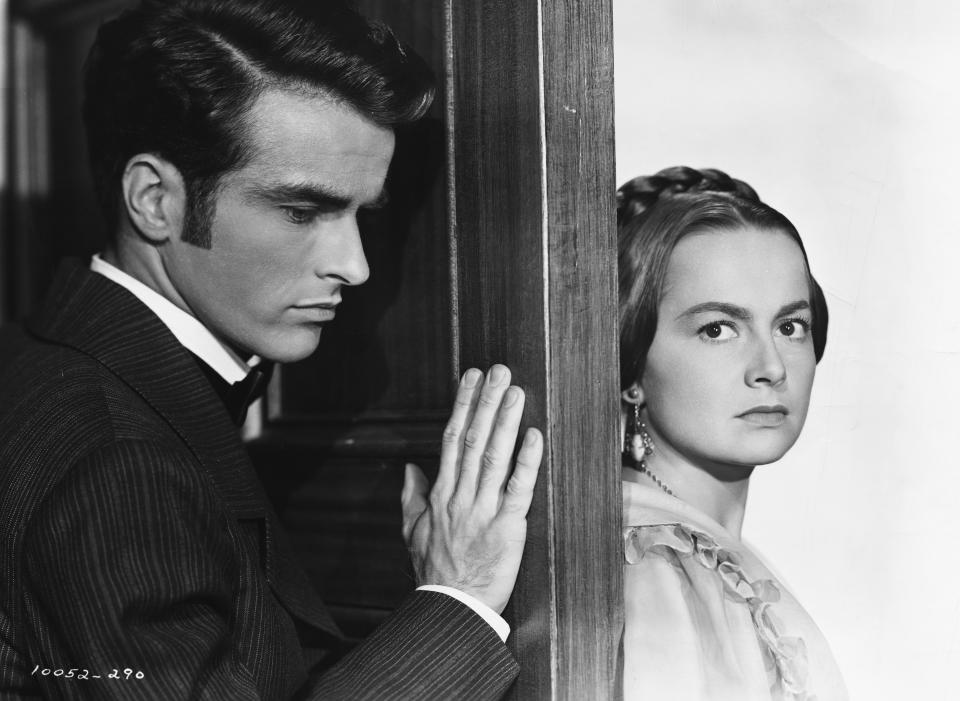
[401, 462, 429, 542]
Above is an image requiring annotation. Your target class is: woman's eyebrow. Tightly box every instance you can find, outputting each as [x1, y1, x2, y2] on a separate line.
[676, 302, 752, 321]
[776, 300, 811, 317]
[676, 299, 812, 322]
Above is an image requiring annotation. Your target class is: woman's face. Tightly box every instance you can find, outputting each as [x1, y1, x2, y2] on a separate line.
[639, 226, 817, 470]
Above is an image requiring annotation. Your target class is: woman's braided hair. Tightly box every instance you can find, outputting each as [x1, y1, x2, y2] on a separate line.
[618, 166, 828, 391]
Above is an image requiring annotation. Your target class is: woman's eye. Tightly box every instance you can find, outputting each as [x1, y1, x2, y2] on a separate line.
[776, 318, 811, 340]
[697, 322, 737, 342]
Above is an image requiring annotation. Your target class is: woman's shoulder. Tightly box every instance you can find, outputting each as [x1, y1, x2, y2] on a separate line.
[622, 483, 776, 622]
[621, 479, 848, 701]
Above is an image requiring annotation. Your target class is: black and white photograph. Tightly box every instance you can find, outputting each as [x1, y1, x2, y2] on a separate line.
[0, 0, 956, 699]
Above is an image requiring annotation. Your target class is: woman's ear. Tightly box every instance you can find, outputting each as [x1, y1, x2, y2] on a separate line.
[120, 153, 187, 244]
[621, 383, 645, 407]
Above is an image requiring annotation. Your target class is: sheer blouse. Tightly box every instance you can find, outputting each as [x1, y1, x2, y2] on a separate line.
[622, 479, 847, 701]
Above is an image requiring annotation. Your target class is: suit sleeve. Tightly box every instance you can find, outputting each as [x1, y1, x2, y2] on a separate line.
[19, 440, 518, 700]
[304, 589, 518, 701]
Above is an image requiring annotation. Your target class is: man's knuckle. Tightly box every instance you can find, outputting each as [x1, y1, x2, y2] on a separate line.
[446, 497, 466, 519]
[506, 477, 527, 497]
[481, 450, 501, 473]
[463, 428, 483, 451]
[514, 456, 534, 473]
[428, 490, 445, 511]
[478, 392, 499, 408]
[442, 422, 462, 445]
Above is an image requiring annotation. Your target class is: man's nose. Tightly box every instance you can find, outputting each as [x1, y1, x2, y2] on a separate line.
[315, 216, 370, 286]
[744, 336, 787, 387]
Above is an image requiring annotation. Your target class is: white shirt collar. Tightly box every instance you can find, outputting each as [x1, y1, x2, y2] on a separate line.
[90, 254, 255, 384]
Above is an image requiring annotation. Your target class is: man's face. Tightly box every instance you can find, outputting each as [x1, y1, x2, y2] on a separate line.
[162, 88, 395, 362]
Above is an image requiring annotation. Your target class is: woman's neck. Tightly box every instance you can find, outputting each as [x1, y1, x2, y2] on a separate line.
[629, 444, 753, 538]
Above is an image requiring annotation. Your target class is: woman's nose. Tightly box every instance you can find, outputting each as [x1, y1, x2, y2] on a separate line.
[744, 337, 787, 387]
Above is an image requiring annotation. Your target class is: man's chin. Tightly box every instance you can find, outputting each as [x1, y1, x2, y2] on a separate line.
[254, 326, 324, 364]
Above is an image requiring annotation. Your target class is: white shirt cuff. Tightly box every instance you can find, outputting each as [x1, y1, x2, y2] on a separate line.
[416, 585, 510, 642]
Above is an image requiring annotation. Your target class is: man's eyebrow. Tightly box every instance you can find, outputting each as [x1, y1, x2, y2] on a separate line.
[245, 182, 388, 210]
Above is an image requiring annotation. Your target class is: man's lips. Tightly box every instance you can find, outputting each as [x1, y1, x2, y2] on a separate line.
[737, 405, 789, 427]
[291, 301, 339, 322]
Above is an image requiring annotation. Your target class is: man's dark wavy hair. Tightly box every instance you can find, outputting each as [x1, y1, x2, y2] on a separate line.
[83, 0, 435, 246]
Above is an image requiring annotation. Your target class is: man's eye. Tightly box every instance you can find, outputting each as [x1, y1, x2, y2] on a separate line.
[776, 318, 811, 340]
[282, 207, 317, 225]
[697, 321, 738, 342]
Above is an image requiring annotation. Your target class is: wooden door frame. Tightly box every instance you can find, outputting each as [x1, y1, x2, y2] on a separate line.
[447, 1, 622, 698]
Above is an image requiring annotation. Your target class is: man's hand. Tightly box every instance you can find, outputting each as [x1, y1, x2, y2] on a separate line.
[401, 365, 543, 614]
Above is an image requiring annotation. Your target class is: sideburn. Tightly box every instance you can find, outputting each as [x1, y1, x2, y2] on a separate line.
[180, 178, 218, 249]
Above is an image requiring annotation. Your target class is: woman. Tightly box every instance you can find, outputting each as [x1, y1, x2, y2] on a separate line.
[618, 167, 846, 700]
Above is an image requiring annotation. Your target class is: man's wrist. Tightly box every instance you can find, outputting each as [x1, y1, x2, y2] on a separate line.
[415, 585, 510, 642]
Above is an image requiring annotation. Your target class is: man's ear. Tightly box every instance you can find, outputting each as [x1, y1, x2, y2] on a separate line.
[120, 154, 186, 243]
[620, 382, 645, 407]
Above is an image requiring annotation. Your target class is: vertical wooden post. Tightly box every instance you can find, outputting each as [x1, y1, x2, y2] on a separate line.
[0, 0, 9, 320]
[447, 1, 622, 698]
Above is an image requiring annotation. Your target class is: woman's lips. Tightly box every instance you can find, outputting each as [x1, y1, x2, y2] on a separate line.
[737, 405, 788, 427]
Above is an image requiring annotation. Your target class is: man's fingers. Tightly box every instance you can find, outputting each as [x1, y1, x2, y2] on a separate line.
[453, 364, 511, 500]
[401, 462, 430, 544]
[500, 428, 543, 516]
[435, 368, 483, 497]
[475, 386, 525, 504]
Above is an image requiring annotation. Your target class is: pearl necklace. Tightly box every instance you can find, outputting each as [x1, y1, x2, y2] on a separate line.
[638, 459, 674, 496]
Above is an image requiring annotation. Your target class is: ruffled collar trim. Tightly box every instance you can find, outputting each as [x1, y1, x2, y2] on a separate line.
[623, 480, 815, 700]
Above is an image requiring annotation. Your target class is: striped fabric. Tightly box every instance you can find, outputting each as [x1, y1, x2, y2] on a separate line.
[0, 260, 518, 700]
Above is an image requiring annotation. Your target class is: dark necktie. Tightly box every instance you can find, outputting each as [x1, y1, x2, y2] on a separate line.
[192, 355, 274, 426]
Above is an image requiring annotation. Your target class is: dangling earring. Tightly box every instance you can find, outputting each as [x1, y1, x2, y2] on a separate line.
[629, 403, 654, 460]
[626, 403, 673, 496]
[623, 387, 641, 454]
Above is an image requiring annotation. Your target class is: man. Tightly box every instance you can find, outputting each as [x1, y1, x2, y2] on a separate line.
[0, 1, 542, 698]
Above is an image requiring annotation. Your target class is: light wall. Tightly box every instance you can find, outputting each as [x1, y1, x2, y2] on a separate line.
[613, 1, 960, 698]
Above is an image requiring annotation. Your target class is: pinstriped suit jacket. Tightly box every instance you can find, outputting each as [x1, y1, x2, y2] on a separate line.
[0, 261, 518, 700]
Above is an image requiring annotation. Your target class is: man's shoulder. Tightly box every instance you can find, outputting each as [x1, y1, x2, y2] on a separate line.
[0, 322, 210, 554]
[0, 321, 182, 475]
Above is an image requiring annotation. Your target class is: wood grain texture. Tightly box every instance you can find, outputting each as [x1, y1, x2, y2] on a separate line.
[276, 0, 453, 422]
[448, 0, 622, 698]
[448, 0, 554, 697]
[543, 2, 623, 699]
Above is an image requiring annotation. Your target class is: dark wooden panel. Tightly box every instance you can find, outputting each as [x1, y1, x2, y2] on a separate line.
[448, 0, 554, 696]
[276, 0, 453, 421]
[250, 433, 441, 641]
[6, 0, 134, 317]
[252, 451, 423, 609]
[449, 0, 622, 698]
